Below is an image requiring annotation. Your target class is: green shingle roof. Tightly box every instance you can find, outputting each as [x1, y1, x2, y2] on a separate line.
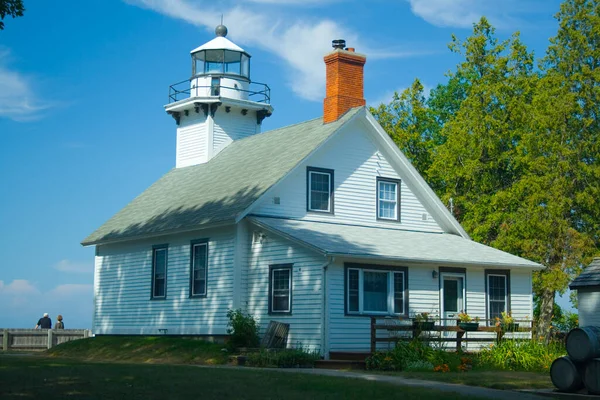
[82, 107, 362, 246]
[249, 216, 543, 269]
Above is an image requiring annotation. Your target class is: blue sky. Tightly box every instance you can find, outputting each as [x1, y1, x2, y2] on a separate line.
[0, 0, 572, 329]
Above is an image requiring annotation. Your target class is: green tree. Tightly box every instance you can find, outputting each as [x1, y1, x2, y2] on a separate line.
[0, 0, 24, 30]
[521, 0, 600, 337]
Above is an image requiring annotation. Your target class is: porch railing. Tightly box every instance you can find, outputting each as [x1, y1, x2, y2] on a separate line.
[370, 317, 533, 353]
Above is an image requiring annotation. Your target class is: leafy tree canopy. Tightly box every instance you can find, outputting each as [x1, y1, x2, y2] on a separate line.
[0, 0, 24, 30]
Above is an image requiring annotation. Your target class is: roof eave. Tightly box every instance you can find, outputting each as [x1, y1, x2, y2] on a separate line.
[81, 220, 236, 247]
[327, 252, 544, 269]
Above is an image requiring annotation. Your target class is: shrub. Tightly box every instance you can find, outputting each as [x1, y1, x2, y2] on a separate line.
[246, 348, 320, 368]
[366, 339, 462, 371]
[226, 309, 259, 350]
[476, 339, 566, 372]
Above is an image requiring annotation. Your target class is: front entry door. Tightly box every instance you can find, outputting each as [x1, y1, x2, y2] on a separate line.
[441, 274, 465, 336]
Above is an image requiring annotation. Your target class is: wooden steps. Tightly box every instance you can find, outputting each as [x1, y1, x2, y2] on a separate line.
[314, 352, 370, 370]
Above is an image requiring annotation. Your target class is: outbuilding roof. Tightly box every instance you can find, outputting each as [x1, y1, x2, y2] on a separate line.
[81, 107, 361, 246]
[248, 216, 543, 269]
[570, 258, 600, 289]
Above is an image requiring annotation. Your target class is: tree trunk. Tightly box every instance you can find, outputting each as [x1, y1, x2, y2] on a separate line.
[535, 288, 555, 342]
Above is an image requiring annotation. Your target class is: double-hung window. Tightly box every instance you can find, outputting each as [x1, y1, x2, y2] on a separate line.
[307, 167, 334, 213]
[190, 240, 208, 297]
[269, 264, 292, 314]
[152, 245, 168, 299]
[377, 177, 400, 221]
[346, 264, 408, 316]
[486, 270, 510, 323]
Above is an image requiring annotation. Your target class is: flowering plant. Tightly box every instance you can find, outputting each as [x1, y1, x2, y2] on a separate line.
[414, 312, 431, 322]
[457, 312, 480, 323]
[495, 311, 514, 327]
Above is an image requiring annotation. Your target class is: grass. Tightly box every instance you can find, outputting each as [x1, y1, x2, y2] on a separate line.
[0, 355, 489, 400]
[396, 370, 553, 390]
[46, 336, 229, 365]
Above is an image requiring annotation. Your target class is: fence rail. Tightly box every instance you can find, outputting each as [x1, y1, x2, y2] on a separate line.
[0, 329, 92, 351]
[370, 317, 533, 353]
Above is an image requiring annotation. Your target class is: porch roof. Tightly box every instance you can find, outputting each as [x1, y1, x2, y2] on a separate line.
[248, 216, 543, 269]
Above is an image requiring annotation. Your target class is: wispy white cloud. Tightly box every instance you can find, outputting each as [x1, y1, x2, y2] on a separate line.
[0, 279, 40, 295]
[405, 0, 553, 30]
[126, 0, 417, 101]
[54, 259, 94, 274]
[0, 47, 54, 122]
[47, 283, 93, 298]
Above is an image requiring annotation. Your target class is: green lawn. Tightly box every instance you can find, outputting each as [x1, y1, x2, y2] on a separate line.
[397, 370, 553, 390]
[0, 355, 488, 400]
[47, 336, 229, 365]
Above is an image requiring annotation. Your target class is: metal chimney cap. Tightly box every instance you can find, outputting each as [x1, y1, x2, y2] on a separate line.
[332, 39, 346, 49]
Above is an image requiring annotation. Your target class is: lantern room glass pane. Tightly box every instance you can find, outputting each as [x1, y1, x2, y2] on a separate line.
[193, 52, 206, 76]
[241, 54, 250, 78]
[224, 50, 241, 74]
[205, 50, 224, 73]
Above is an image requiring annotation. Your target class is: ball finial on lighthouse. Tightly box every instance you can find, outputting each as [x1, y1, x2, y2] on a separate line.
[215, 24, 228, 37]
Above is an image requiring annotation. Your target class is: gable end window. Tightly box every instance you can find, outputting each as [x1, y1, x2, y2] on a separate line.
[485, 270, 510, 324]
[269, 264, 293, 314]
[307, 167, 334, 213]
[190, 240, 208, 297]
[345, 264, 408, 316]
[151, 245, 168, 299]
[376, 177, 401, 221]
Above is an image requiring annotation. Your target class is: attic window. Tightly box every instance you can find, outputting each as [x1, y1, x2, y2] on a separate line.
[307, 167, 334, 214]
[377, 177, 401, 221]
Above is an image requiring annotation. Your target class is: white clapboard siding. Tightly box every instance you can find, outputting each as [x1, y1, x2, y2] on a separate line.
[176, 113, 208, 168]
[328, 260, 533, 352]
[578, 290, 600, 327]
[213, 111, 258, 156]
[252, 122, 442, 233]
[245, 228, 324, 352]
[94, 227, 235, 335]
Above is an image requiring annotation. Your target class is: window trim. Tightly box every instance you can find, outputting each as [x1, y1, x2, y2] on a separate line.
[151, 244, 168, 300]
[376, 177, 401, 222]
[189, 239, 209, 298]
[306, 167, 334, 214]
[269, 264, 293, 315]
[344, 263, 409, 317]
[485, 270, 511, 326]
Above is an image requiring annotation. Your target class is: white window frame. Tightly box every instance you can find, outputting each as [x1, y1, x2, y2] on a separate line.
[190, 241, 208, 297]
[270, 265, 292, 314]
[377, 178, 400, 221]
[487, 273, 508, 322]
[307, 168, 333, 213]
[152, 246, 168, 299]
[346, 267, 407, 316]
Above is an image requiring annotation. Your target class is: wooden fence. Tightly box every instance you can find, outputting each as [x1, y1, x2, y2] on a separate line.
[370, 317, 532, 353]
[0, 329, 92, 351]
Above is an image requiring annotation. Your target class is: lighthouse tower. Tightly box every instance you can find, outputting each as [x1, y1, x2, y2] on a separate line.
[165, 25, 273, 168]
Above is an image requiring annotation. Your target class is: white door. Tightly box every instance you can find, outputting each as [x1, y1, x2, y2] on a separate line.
[441, 274, 465, 337]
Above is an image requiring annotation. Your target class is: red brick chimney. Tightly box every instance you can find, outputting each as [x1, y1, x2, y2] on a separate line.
[323, 39, 366, 124]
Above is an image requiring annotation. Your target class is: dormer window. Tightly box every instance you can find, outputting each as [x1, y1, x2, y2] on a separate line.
[377, 177, 400, 221]
[307, 167, 334, 213]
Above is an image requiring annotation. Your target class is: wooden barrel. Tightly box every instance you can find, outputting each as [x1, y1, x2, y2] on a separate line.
[550, 356, 585, 392]
[584, 358, 600, 395]
[566, 326, 600, 362]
